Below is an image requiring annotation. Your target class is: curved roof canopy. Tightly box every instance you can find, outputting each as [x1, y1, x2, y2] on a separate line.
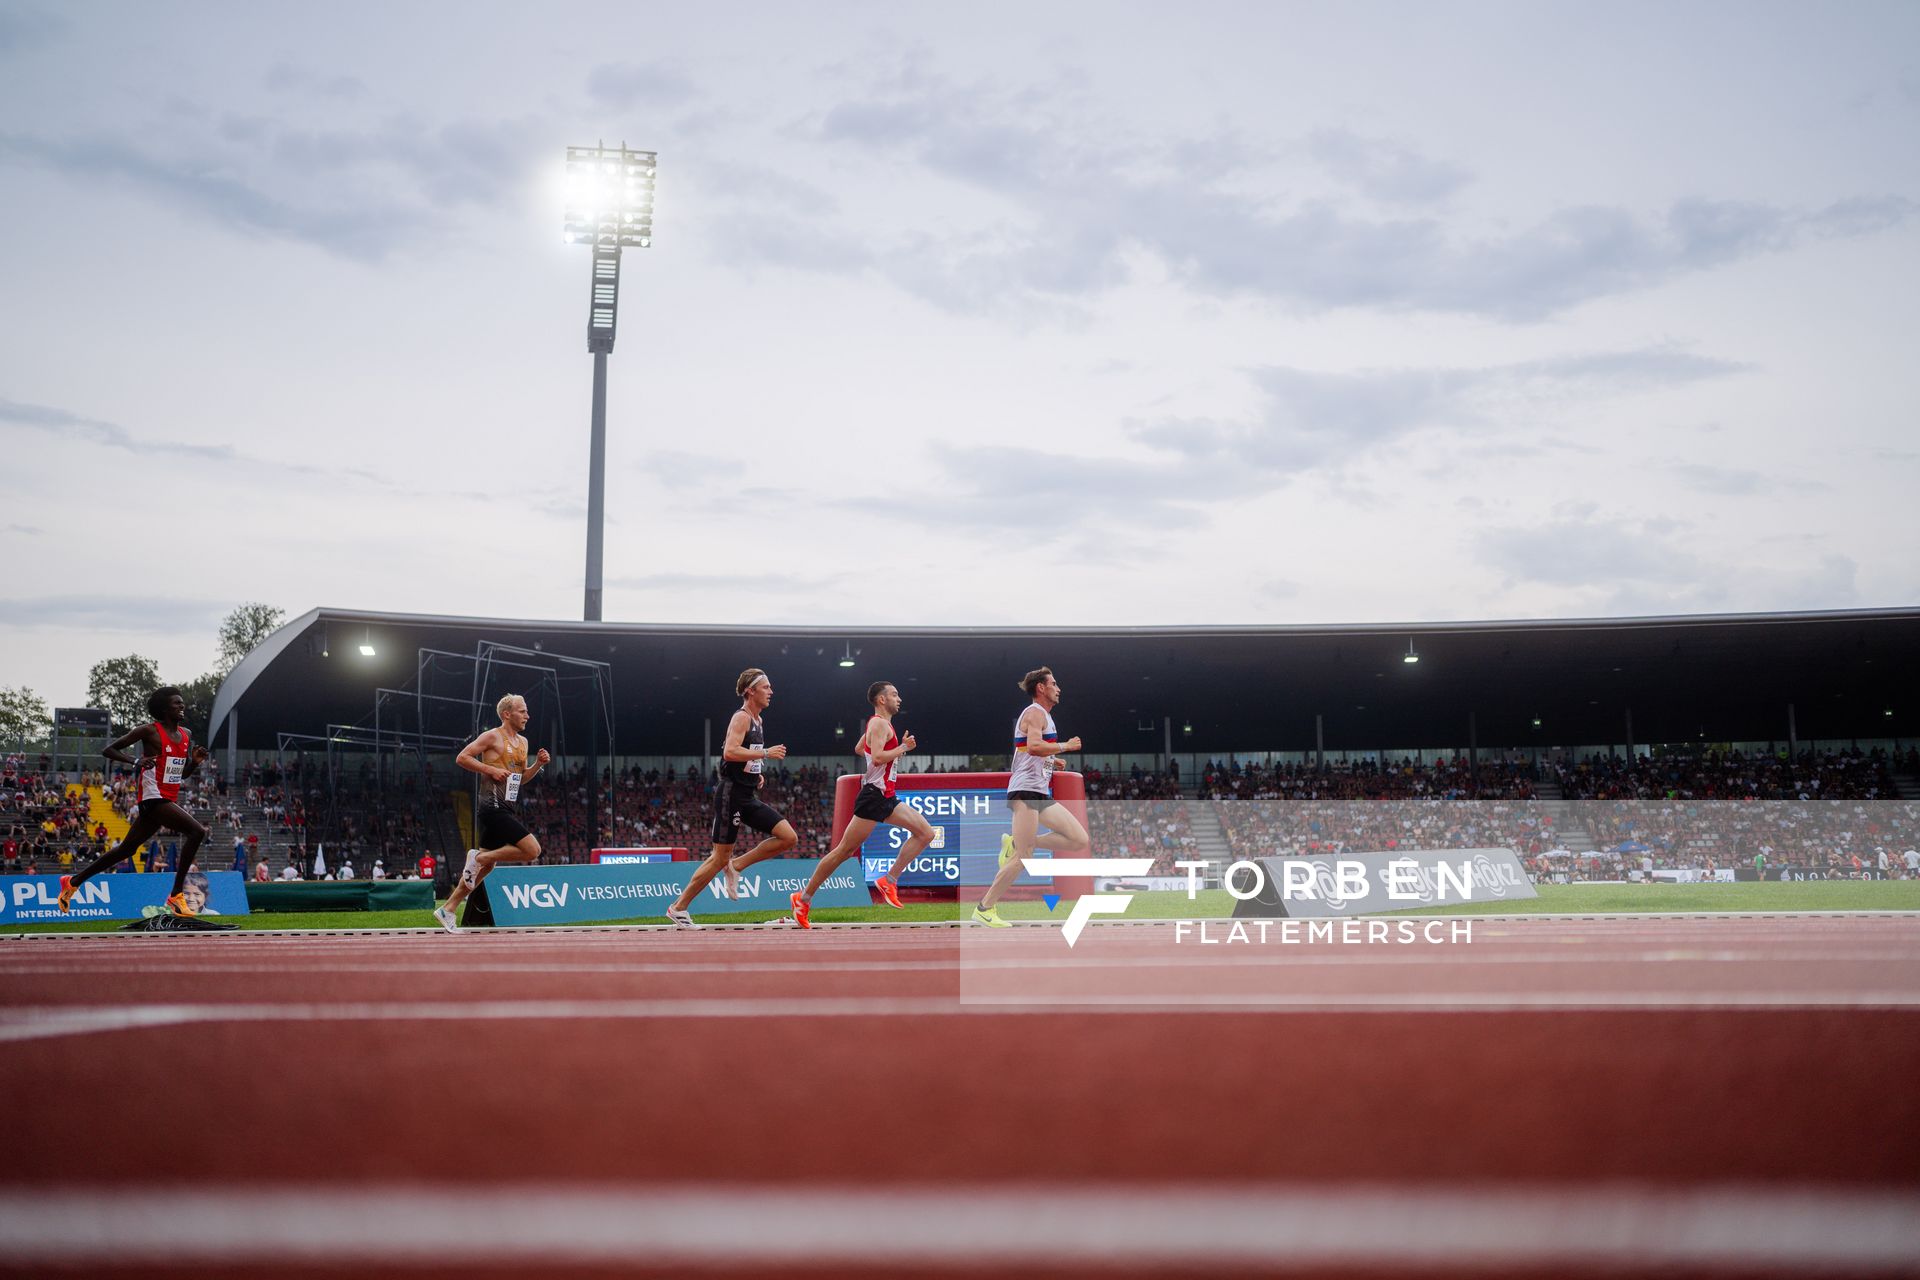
[210, 607, 1920, 756]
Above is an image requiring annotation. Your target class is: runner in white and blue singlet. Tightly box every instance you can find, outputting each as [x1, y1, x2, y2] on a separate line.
[974, 666, 1088, 927]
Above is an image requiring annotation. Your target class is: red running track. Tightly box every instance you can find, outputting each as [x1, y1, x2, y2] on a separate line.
[1, 914, 1917, 1277]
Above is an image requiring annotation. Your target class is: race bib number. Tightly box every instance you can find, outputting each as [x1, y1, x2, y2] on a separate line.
[746, 754, 763, 775]
[504, 772, 522, 803]
[162, 756, 186, 785]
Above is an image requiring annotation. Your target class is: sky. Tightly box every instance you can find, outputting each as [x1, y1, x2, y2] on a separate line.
[2, 0, 1917, 710]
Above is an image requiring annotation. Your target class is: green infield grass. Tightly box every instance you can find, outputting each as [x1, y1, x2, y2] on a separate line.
[6, 880, 1916, 934]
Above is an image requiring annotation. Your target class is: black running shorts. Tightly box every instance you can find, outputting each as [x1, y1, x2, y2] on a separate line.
[479, 805, 533, 850]
[712, 784, 786, 846]
[852, 784, 900, 823]
[1005, 790, 1059, 813]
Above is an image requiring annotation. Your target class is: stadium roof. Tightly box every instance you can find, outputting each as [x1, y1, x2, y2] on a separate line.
[208, 607, 1920, 758]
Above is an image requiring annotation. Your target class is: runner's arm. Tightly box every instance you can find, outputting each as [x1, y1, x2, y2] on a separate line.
[457, 730, 508, 781]
[721, 711, 761, 762]
[1021, 708, 1077, 757]
[102, 725, 156, 769]
[869, 720, 914, 763]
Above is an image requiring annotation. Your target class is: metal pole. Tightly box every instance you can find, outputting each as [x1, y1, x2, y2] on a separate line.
[584, 351, 608, 622]
[1624, 707, 1634, 758]
[1787, 702, 1798, 757]
[1314, 714, 1324, 772]
[587, 685, 600, 861]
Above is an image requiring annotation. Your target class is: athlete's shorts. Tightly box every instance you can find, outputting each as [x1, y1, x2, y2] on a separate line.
[712, 784, 785, 846]
[137, 798, 179, 816]
[479, 804, 533, 850]
[1005, 790, 1059, 813]
[853, 784, 900, 822]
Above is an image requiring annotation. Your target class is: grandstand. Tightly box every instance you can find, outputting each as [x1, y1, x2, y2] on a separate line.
[139, 605, 1911, 890]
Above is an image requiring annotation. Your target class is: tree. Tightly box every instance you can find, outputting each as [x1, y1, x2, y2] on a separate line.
[216, 602, 286, 677]
[87, 655, 162, 732]
[0, 685, 51, 748]
[179, 671, 223, 743]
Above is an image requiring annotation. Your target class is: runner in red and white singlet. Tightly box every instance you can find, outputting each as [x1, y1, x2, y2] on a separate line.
[59, 686, 214, 916]
[790, 680, 936, 927]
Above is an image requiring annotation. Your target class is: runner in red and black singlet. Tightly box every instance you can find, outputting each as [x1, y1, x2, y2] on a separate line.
[790, 680, 937, 928]
[59, 686, 213, 916]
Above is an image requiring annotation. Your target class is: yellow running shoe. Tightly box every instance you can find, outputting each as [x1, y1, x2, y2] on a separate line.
[971, 905, 1010, 927]
[998, 833, 1015, 868]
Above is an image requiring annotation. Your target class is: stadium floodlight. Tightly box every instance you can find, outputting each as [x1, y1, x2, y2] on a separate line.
[1403, 639, 1420, 664]
[564, 141, 657, 622]
[838, 643, 857, 669]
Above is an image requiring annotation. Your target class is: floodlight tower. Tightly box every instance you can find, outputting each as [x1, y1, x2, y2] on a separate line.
[563, 143, 655, 622]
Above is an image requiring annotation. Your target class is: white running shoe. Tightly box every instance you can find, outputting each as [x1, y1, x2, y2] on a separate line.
[723, 862, 741, 900]
[665, 906, 701, 930]
[460, 849, 479, 889]
[432, 906, 459, 934]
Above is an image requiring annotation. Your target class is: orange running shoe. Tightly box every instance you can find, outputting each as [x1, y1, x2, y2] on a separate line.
[165, 892, 196, 918]
[56, 875, 76, 914]
[874, 876, 903, 909]
[790, 891, 811, 930]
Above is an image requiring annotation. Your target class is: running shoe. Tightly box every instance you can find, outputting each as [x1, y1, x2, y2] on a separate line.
[55, 875, 75, 914]
[460, 849, 480, 889]
[432, 906, 459, 934]
[164, 892, 196, 918]
[790, 891, 811, 930]
[874, 875, 903, 909]
[971, 905, 1010, 928]
[998, 833, 1015, 868]
[665, 906, 701, 930]
[724, 861, 741, 900]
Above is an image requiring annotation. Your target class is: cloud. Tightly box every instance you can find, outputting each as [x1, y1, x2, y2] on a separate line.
[0, 108, 550, 261]
[0, 393, 455, 492]
[1139, 344, 1745, 476]
[4, 523, 44, 535]
[867, 343, 1748, 543]
[1475, 518, 1707, 591]
[783, 72, 1919, 320]
[607, 570, 848, 593]
[1471, 518, 1860, 615]
[0, 5, 61, 56]
[0, 395, 237, 461]
[586, 62, 697, 111]
[0, 130, 431, 261]
[1667, 462, 1767, 496]
[0, 594, 227, 632]
[1307, 129, 1472, 205]
[264, 60, 365, 99]
[637, 450, 736, 484]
